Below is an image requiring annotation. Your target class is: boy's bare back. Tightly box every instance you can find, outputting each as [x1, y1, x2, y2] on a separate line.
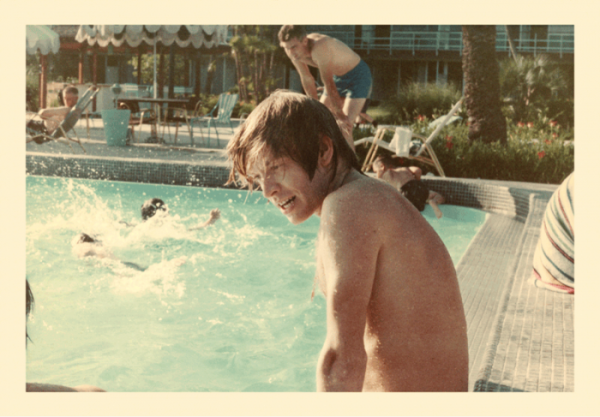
[315, 172, 468, 391]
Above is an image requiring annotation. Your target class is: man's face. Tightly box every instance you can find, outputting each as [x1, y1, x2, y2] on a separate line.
[247, 150, 329, 225]
[64, 91, 78, 107]
[372, 160, 387, 178]
[280, 37, 309, 61]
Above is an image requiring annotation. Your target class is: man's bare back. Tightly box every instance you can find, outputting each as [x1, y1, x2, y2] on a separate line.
[296, 34, 361, 76]
[314, 171, 468, 391]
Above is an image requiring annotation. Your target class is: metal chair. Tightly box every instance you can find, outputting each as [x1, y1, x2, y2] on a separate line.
[26, 86, 99, 153]
[190, 93, 238, 147]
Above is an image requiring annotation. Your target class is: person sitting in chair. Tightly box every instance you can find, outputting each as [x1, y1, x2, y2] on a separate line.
[27, 86, 79, 140]
[372, 155, 445, 219]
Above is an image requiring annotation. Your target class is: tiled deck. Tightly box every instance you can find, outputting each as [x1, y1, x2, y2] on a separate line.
[26, 121, 572, 392]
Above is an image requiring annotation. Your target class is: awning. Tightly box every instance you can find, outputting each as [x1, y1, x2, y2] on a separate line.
[26, 25, 60, 55]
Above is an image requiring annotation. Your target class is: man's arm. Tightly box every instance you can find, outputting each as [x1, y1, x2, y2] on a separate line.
[311, 43, 345, 119]
[291, 60, 319, 100]
[188, 209, 220, 231]
[38, 106, 71, 120]
[316, 197, 380, 391]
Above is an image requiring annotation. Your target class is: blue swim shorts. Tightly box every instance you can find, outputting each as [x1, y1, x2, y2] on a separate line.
[327, 59, 372, 100]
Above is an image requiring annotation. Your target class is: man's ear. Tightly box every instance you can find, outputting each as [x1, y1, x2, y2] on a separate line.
[318, 135, 334, 168]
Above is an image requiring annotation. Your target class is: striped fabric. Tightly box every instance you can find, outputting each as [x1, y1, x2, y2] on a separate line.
[532, 173, 574, 294]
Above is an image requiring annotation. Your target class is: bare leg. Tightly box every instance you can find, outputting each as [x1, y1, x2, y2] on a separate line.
[342, 98, 367, 151]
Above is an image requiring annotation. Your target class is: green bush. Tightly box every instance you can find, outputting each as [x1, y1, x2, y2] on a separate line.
[355, 116, 573, 184]
[382, 82, 462, 124]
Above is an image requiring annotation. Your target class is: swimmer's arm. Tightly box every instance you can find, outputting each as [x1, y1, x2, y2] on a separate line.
[427, 191, 444, 219]
[291, 59, 319, 100]
[316, 200, 377, 392]
[188, 209, 220, 231]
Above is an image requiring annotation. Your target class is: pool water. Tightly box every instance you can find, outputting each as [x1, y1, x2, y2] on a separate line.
[26, 175, 487, 392]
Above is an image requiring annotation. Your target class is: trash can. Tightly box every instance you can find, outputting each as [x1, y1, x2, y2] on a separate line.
[101, 109, 131, 147]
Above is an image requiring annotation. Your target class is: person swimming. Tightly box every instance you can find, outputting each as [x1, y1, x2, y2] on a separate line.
[122, 197, 220, 230]
[73, 233, 146, 271]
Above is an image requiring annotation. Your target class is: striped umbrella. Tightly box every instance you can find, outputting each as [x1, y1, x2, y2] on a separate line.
[75, 25, 228, 98]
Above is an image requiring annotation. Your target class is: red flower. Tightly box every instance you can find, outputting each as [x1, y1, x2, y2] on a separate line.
[549, 120, 558, 127]
[545, 139, 551, 145]
[446, 135, 453, 141]
[552, 133, 558, 138]
[538, 151, 546, 159]
[416, 115, 425, 122]
[527, 122, 534, 128]
[446, 141, 454, 150]
[517, 122, 525, 128]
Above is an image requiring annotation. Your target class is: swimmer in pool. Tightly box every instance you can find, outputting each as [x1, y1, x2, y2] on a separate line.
[26, 279, 106, 392]
[226, 91, 467, 392]
[121, 198, 220, 230]
[73, 233, 146, 271]
[372, 155, 445, 219]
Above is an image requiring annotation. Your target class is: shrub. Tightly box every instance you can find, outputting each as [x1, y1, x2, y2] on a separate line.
[355, 116, 573, 184]
[382, 82, 462, 124]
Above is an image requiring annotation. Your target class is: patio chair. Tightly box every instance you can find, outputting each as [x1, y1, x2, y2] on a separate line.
[118, 102, 158, 143]
[355, 98, 463, 177]
[160, 101, 193, 146]
[26, 86, 99, 153]
[189, 93, 238, 148]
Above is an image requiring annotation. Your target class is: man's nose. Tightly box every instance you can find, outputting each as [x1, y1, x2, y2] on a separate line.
[261, 176, 279, 198]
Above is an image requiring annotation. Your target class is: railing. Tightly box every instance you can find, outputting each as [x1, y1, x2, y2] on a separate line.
[321, 30, 574, 57]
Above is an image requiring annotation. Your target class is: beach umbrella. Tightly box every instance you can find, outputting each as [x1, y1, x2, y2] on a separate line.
[75, 25, 229, 98]
[27, 25, 61, 108]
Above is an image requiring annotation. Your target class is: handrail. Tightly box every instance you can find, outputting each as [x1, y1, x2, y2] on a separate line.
[320, 30, 573, 56]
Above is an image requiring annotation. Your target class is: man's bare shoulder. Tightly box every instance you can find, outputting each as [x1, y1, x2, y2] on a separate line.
[323, 173, 404, 219]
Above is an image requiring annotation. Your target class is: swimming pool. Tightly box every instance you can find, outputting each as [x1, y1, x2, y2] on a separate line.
[26, 175, 487, 392]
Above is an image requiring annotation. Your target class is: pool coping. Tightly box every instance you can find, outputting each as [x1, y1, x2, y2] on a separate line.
[25, 149, 573, 392]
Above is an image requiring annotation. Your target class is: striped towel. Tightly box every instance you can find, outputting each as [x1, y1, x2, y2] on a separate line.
[532, 173, 574, 294]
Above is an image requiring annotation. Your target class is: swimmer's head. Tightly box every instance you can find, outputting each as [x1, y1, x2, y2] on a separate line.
[141, 198, 168, 221]
[77, 233, 96, 244]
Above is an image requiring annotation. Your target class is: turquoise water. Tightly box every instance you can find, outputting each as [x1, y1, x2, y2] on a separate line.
[26, 175, 487, 392]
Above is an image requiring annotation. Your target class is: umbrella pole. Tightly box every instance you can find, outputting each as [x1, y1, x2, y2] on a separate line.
[153, 41, 157, 99]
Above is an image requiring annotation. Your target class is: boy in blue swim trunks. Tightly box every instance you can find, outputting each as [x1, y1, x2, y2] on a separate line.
[279, 25, 372, 151]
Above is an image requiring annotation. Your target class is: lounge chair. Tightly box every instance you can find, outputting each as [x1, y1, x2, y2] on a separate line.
[189, 93, 238, 148]
[27, 86, 99, 153]
[160, 102, 193, 145]
[355, 98, 463, 177]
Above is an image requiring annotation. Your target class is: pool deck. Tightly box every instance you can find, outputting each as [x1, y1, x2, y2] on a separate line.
[26, 120, 573, 392]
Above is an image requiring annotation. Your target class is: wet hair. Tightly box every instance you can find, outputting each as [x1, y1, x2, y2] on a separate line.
[373, 154, 404, 170]
[26, 280, 34, 344]
[226, 90, 361, 189]
[278, 25, 306, 43]
[77, 233, 96, 244]
[141, 198, 167, 221]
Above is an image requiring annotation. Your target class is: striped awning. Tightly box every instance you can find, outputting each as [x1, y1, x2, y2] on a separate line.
[75, 25, 228, 49]
[26, 25, 60, 55]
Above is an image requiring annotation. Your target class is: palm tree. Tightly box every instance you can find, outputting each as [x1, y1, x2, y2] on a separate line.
[462, 25, 507, 144]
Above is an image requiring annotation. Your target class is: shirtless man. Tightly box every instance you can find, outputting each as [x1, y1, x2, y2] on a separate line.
[32, 86, 79, 134]
[226, 91, 468, 391]
[372, 155, 446, 219]
[278, 25, 372, 151]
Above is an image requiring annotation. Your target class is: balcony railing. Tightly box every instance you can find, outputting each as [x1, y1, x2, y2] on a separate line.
[320, 30, 574, 58]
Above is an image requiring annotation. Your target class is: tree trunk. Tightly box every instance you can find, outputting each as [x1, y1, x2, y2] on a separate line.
[462, 25, 507, 144]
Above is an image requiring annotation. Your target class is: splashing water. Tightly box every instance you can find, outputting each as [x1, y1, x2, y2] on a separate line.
[25, 176, 486, 392]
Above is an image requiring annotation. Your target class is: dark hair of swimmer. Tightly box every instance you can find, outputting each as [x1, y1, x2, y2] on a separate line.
[77, 233, 96, 244]
[141, 198, 167, 221]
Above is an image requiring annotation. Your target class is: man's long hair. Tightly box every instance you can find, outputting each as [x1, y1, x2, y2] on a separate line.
[226, 90, 360, 190]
